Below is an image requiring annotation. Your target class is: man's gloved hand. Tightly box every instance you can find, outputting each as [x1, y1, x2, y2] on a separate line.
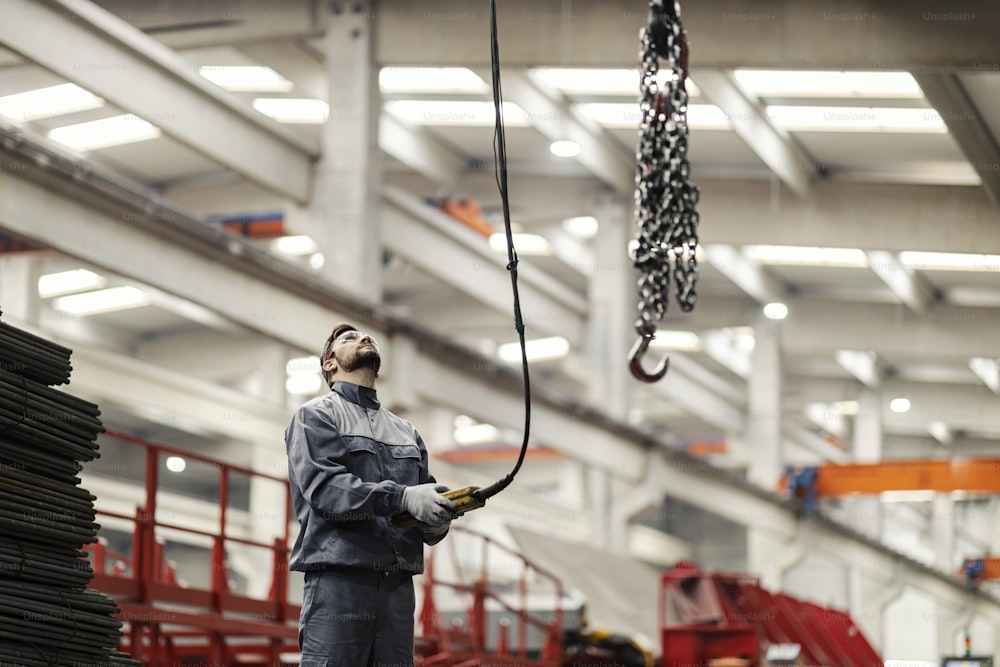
[402, 483, 458, 526]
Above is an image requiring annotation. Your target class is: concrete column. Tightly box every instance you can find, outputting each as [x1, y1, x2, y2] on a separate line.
[0, 255, 41, 324]
[853, 387, 884, 539]
[848, 568, 904, 651]
[747, 526, 792, 591]
[585, 190, 632, 420]
[747, 314, 783, 490]
[310, 1, 381, 300]
[933, 494, 956, 572]
[238, 344, 291, 597]
[587, 466, 613, 551]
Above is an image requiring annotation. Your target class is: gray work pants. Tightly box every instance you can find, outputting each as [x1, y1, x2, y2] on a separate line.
[299, 568, 416, 667]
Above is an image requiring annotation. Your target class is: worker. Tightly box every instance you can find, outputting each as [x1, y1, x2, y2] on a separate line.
[285, 322, 457, 667]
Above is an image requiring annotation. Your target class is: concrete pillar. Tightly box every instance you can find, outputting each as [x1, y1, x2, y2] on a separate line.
[585, 190, 633, 420]
[853, 387, 884, 539]
[587, 466, 613, 551]
[933, 494, 956, 573]
[238, 344, 291, 597]
[848, 568, 904, 651]
[747, 314, 783, 490]
[310, 1, 381, 301]
[0, 254, 41, 324]
[747, 527, 793, 591]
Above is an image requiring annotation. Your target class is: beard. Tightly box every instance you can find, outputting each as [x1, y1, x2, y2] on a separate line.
[335, 346, 382, 374]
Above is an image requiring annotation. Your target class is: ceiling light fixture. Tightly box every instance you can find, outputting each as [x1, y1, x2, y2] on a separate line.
[38, 269, 107, 298]
[744, 245, 869, 267]
[498, 336, 569, 363]
[49, 114, 162, 151]
[889, 397, 911, 413]
[574, 102, 727, 129]
[165, 456, 187, 473]
[383, 100, 530, 127]
[763, 302, 788, 320]
[379, 67, 487, 93]
[271, 235, 319, 256]
[765, 106, 945, 133]
[899, 251, 1000, 272]
[648, 330, 703, 352]
[199, 65, 294, 92]
[52, 285, 150, 316]
[549, 140, 580, 157]
[252, 98, 329, 124]
[734, 70, 922, 98]
[0, 83, 104, 123]
[561, 216, 599, 238]
[488, 232, 551, 255]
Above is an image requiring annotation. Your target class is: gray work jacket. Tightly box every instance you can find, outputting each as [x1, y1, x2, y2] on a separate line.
[285, 382, 445, 574]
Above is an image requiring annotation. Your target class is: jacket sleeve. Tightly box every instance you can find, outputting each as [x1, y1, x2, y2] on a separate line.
[415, 432, 450, 546]
[285, 403, 405, 521]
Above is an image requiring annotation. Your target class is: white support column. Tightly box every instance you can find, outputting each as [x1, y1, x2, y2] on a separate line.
[311, 1, 382, 300]
[244, 344, 291, 597]
[585, 191, 632, 419]
[747, 314, 783, 490]
[583, 191, 633, 552]
[853, 387, 884, 539]
[848, 568, 904, 652]
[0, 255, 41, 324]
[587, 466, 613, 551]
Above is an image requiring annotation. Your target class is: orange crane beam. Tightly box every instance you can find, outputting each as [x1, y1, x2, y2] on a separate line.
[782, 459, 1000, 499]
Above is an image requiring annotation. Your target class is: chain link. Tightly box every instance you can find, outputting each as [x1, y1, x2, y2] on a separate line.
[631, 0, 699, 339]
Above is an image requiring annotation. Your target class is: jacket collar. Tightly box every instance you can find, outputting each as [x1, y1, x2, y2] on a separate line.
[332, 381, 381, 410]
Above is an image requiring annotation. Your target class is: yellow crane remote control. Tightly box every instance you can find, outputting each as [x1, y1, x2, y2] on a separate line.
[391, 485, 486, 529]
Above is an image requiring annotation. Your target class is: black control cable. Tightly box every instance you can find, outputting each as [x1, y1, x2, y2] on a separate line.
[473, 0, 531, 503]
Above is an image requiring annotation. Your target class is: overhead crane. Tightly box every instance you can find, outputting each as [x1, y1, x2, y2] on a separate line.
[781, 458, 1000, 513]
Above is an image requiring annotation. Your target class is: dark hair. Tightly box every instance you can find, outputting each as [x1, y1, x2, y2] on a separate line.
[321, 322, 357, 388]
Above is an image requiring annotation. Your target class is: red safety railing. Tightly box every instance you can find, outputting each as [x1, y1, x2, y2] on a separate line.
[84, 427, 300, 666]
[416, 525, 565, 667]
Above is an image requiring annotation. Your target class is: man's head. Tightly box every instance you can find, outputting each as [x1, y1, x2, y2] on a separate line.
[321, 322, 382, 388]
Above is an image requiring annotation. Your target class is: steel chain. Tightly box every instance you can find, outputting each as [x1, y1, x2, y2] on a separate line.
[631, 0, 700, 339]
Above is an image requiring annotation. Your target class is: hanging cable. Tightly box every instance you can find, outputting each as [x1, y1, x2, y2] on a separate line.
[474, 0, 531, 501]
[391, 0, 530, 527]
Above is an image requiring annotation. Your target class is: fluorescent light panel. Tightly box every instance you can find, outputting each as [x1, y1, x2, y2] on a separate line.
[286, 374, 323, 395]
[562, 216, 599, 238]
[734, 70, 922, 98]
[532, 68, 700, 96]
[498, 336, 570, 363]
[900, 251, 1000, 272]
[379, 67, 486, 93]
[199, 65, 293, 92]
[648, 330, 702, 352]
[383, 100, 529, 127]
[549, 140, 580, 157]
[38, 269, 106, 298]
[49, 114, 161, 150]
[0, 83, 104, 123]
[744, 245, 869, 267]
[766, 105, 945, 132]
[574, 102, 728, 129]
[52, 285, 150, 315]
[271, 235, 319, 256]
[253, 98, 328, 124]
[489, 232, 551, 255]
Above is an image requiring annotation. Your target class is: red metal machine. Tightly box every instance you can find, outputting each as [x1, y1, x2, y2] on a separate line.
[660, 562, 882, 667]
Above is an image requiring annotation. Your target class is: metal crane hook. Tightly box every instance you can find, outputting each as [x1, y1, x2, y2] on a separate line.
[629, 334, 670, 383]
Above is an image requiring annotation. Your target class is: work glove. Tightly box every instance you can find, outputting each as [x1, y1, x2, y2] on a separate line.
[402, 483, 458, 526]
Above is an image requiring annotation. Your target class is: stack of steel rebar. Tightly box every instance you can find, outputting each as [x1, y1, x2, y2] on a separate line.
[0, 310, 140, 666]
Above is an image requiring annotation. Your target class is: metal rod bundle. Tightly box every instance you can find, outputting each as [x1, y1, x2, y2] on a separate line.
[0, 310, 140, 667]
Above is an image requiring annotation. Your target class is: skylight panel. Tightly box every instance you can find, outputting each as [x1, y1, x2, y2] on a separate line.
[49, 114, 162, 150]
[0, 83, 103, 123]
[734, 70, 922, 98]
[379, 67, 487, 93]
